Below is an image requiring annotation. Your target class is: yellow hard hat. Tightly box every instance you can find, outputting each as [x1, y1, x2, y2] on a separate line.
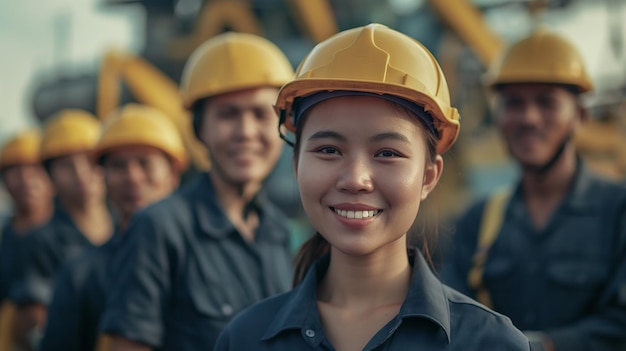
[94, 104, 189, 172]
[275, 23, 460, 154]
[485, 27, 593, 92]
[41, 110, 101, 162]
[180, 32, 294, 109]
[0, 129, 42, 170]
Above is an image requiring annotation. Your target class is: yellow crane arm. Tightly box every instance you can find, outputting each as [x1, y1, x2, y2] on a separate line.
[428, 0, 504, 67]
[288, 0, 338, 43]
[97, 49, 210, 171]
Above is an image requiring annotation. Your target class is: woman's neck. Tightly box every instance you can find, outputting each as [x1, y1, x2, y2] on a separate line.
[318, 239, 411, 309]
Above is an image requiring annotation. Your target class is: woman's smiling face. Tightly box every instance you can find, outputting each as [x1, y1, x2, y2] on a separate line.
[295, 96, 442, 257]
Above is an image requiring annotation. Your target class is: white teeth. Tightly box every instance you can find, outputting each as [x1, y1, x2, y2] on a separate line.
[334, 208, 379, 219]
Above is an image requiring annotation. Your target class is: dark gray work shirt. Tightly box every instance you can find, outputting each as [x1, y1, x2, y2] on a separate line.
[215, 251, 530, 351]
[100, 173, 293, 351]
[0, 221, 23, 302]
[443, 162, 626, 350]
[10, 205, 95, 306]
[39, 234, 121, 351]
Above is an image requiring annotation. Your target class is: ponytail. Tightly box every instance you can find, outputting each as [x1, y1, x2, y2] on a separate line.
[292, 232, 330, 287]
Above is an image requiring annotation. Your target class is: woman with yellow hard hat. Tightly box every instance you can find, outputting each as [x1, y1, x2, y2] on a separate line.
[214, 23, 529, 350]
[39, 104, 187, 351]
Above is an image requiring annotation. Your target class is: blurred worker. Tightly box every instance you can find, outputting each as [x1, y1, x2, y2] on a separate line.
[0, 130, 54, 350]
[442, 28, 626, 350]
[0, 130, 54, 303]
[100, 32, 295, 351]
[39, 104, 187, 351]
[10, 110, 113, 350]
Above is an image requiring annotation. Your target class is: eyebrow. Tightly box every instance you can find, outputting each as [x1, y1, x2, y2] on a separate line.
[308, 130, 346, 142]
[307, 130, 410, 143]
[369, 132, 410, 144]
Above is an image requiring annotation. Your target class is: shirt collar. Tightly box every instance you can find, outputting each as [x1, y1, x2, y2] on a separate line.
[402, 251, 451, 342]
[188, 172, 289, 243]
[562, 160, 597, 211]
[262, 250, 451, 343]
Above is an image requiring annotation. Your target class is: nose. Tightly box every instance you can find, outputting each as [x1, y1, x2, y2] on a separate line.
[124, 160, 146, 185]
[235, 111, 258, 140]
[336, 155, 374, 193]
[73, 156, 102, 188]
[518, 102, 543, 126]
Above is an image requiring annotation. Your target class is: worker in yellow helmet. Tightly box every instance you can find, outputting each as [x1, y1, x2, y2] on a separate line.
[0, 130, 54, 350]
[213, 23, 528, 350]
[0, 130, 54, 303]
[10, 110, 114, 351]
[100, 32, 295, 351]
[443, 28, 626, 350]
[38, 104, 187, 351]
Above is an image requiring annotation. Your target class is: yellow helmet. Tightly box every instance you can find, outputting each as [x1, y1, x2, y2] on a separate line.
[485, 27, 593, 93]
[41, 110, 101, 162]
[94, 104, 189, 172]
[0, 129, 42, 170]
[275, 23, 460, 154]
[180, 32, 294, 109]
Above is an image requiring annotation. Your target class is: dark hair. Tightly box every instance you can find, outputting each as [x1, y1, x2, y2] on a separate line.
[291, 100, 439, 286]
[192, 99, 208, 142]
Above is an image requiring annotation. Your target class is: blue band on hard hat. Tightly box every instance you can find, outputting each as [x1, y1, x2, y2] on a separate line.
[292, 91, 438, 137]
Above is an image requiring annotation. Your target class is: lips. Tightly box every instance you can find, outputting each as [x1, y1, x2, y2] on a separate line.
[514, 129, 544, 141]
[228, 146, 261, 156]
[333, 208, 380, 219]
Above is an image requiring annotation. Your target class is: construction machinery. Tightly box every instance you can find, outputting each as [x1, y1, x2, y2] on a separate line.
[26, 0, 626, 222]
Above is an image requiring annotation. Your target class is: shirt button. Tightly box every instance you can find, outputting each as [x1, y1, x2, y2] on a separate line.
[221, 304, 233, 316]
[305, 329, 315, 338]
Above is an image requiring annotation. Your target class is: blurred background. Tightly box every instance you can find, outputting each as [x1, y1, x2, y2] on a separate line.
[2, 0, 626, 248]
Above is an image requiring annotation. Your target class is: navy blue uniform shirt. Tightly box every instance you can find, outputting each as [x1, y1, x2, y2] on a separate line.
[215, 251, 530, 351]
[443, 161, 626, 350]
[0, 221, 24, 302]
[100, 173, 293, 351]
[39, 233, 121, 351]
[10, 205, 96, 306]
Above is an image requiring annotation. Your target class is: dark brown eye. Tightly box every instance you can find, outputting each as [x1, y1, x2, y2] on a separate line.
[376, 150, 399, 158]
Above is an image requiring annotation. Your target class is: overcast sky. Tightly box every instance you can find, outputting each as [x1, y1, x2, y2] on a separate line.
[0, 0, 139, 141]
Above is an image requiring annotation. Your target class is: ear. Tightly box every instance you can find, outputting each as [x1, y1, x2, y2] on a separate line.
[421, 155, 443, 201]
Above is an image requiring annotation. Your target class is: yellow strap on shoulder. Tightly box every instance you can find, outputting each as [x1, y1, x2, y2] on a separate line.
[0, 300, 16, 351]
[467, 188, 511, 308]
